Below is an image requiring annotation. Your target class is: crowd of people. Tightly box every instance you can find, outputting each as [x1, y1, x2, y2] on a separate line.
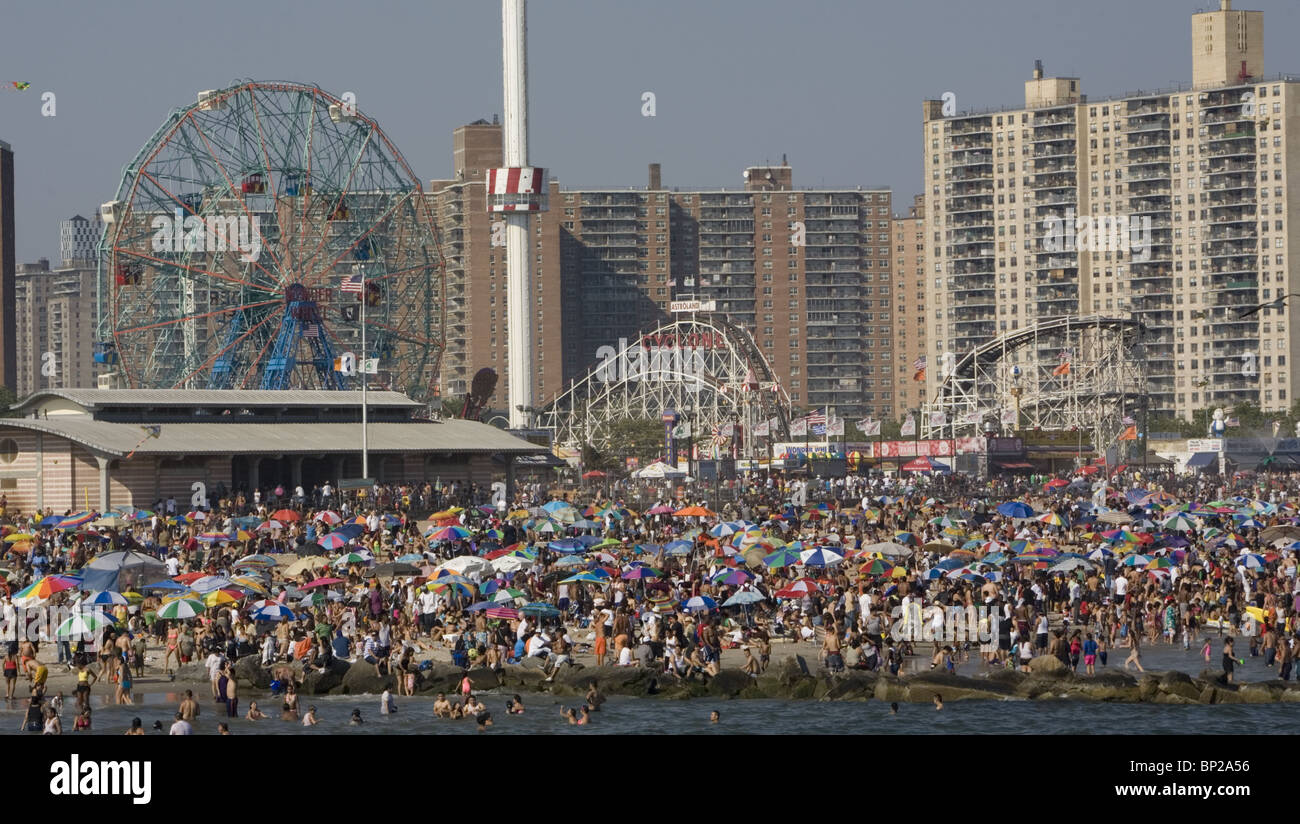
[2, 462, 1298, 732]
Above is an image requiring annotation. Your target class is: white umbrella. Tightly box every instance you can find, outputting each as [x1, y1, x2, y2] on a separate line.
[861, 541, 912, 557]
[438, 556, 494, 578]
[55, 611, 113, 639]
[492, 555, 533, 574]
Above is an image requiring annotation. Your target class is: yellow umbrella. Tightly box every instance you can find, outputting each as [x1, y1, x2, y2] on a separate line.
[203, 589, 243, 607]
[120, 591, 145, 604]
[3, 534, 35, 543]
[237, 530, 255, 541]
[230, 575, 269, 596]
[1245, 606, 1268, 624]
[507, 509, 530, 520]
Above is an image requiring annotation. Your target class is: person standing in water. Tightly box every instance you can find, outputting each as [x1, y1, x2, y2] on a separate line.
[1124, 624, 1144, 672]
[1223, 637, 1237, 684]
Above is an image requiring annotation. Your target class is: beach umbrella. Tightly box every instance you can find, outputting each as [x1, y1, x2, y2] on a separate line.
[1236, 554, 1267, 570]
[520, 601, 561, 617]
[36, 515, 62, 528]
[282, 557, 330, 577]
[317, 533, 351, 551]
[396, 553, 426, 564]
[82, 590, 130, 607]
[366, 562, 421, 579]
[333, 550, 373, 567]
[270, 509, 301, 522]
[315, 510, 342, 526]
[1049, 558, 1095, 573]
[799, 547, 844, 567]
[13, 574, 81, 606]
[55, 512, 97, 530]
[1036, 512, 1067, 528]
[859, 558, 895, 576]
[486, 606, 520, 620]
[681, 595, 718, 613]
[250, 604, 297, 621]
[435, 556, 494, 577]
[300, 577, 346, 590]
[674, 506, 715, 518]
[713, 568, 751, 587]
[196, 532, 235, 544]
[229, 575, 270, 596]
[155, 598, 206, 620]
[664, 540, 694, 556]
[2, 533, 35, 543]
[1161, 514, 1197, 532]
[189, 575, 232, 593]
[560, 571, 609, 585]
[862, 541, 912, 558]
[203, 588, 245, 607]
[234, 554, 276, 568]
[256, 519, 284, 532]
[494, 588, 528, 603]
[1145, 557, 1174, 570]
[55, 610, 113, 639]
[762, 548, 802, 568]
[722, 590, 766, 607]
[995, 501, 1034, 519]
[429, 526, 471, 542]
[1120, 554, 1153, 567]
[78, 550, 165, 595]
[622, 566, 662, 580]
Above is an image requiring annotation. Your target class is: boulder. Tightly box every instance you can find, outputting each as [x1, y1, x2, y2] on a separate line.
[232, 655, 272, 690]
[1137, 674, 1160, 701]
[300, 659, 349, 695]
[707, 669, 758, 698]
[873, 675, 909, 703]
[415, 663, 466, 695]
[1059, 670, 1140, 702]
[823, 672, 878, 701]
[464, 666, 503, 691]
[906, 670, 1014, 702]
[1237, 681, 1286, 704]
[1152, 691, 1198, 705]
[1015, 676, 1068, 699]
[340, 662, 395, 695]
[1157, 670, 1202, 702]
[981, 667, 1029, 689]
[1199, 669, 1229, 686]
[1027, 655, 1068, 676]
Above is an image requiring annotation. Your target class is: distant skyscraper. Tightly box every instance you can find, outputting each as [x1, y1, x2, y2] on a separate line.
[0, 140, 16, 393]
[15, 258, 100, 396]
[430, 124, 896, 421]
[60, 213, 101, 267]
[922, 0, 1295, 419]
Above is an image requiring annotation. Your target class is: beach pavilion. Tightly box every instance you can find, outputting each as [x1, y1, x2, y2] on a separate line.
[0, 389, 547, 513]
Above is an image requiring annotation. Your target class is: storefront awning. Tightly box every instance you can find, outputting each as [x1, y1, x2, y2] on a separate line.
[1185, 452, 1218, 469]
[995, 461, 1034, 469]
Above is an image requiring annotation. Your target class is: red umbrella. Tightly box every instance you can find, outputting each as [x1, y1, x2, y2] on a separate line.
[1075, 465, 1100, 475]
[300, 577, 346, 589]
[582, 470, 606, 479]
[1044, 478, 1069, 489]
[271, 509, 302, 522]
[174, 572, 206, 584]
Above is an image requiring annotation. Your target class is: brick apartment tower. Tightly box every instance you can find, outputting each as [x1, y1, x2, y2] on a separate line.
[0, 141, 16, 394]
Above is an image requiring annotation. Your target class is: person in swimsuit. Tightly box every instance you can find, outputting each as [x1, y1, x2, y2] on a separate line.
[1223, 637, 1237, 683]
[164, 625, 180, 675]
[116, 656, 134, 705]
[125, 717, 145, 735]
[74, 662, 96, 711]
[73, 707, 91, 732]
[42, 706, 61, 735]
[4, 650, 18, 699]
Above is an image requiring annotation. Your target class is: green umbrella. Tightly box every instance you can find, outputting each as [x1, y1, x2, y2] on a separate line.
[55, 611, 113, 638]
[155, 598, 206, 620]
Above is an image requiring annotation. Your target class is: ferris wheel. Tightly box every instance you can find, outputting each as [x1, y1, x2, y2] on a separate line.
[97, 80, 445, 399]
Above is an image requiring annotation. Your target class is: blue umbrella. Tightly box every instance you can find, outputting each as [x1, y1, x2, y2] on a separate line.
[138, 579, 189, 594]
[681, 595, 718, 613]
[397, 553, 426, 563]
[571, 519, 602, 530]
[520, 601, 561, 617]
[575, 535, 602, 547]
[548, 538, 585, 554]
[251, 604, 297, 621]
[82, 590, 130, 606]
[332, 523, 366, 540]
[664, 540, 694, 556]
[465, 600, 497, 612]
[634, 544, 661, 555]
[722, 591, 766, 607]
[996, 501, 1035, 519]
[935, 557, 965, 570]
[37, 515, 62, 528]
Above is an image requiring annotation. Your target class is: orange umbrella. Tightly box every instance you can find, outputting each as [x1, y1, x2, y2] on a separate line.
[674, 506, 715, 518]
[270, 509, 302, 522]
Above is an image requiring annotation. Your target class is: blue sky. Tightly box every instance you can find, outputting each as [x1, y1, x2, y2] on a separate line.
[3, 0, 1299, 262]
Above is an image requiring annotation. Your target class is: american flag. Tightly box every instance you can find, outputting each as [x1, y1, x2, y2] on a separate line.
[1121, 415, 1135, 426]
[913, 355, 927, 372]
[302, 323, 320, 338]
[805, 409, 827, 425]
[341, 274, 363, 293]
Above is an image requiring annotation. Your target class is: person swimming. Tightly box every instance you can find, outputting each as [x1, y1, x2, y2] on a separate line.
[350, 708, 364, 725]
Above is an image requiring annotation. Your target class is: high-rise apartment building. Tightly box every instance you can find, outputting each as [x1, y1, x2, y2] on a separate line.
[430, 124, 895, 421]
[59, 213, 101, 267]
[14, 258, 100, 396]
[892, 194, 927, 416]
[0, 140, 16, 394]
[923, 0, 1298, 419]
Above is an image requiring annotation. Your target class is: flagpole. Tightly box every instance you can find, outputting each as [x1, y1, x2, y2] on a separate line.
[360, 264, 368, 481]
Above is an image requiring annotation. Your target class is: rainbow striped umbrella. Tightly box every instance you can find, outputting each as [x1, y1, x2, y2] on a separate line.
[14, 574, 80, 604]
[55, 512, 96, 530]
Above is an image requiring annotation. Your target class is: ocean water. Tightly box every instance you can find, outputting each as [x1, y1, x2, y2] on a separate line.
[2, 691, 1293, 735]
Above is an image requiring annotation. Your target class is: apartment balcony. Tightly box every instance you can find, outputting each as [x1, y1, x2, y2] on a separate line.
[1125, 167, 1171, 182]
[951, 229, 995, 246]
[949, 120, 994, 137]
[949, 151, 994, 168]
[1125, 118, 1171, 134]
[1033, 172, 1077, 189]
[1034, 190, 1078, 207]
